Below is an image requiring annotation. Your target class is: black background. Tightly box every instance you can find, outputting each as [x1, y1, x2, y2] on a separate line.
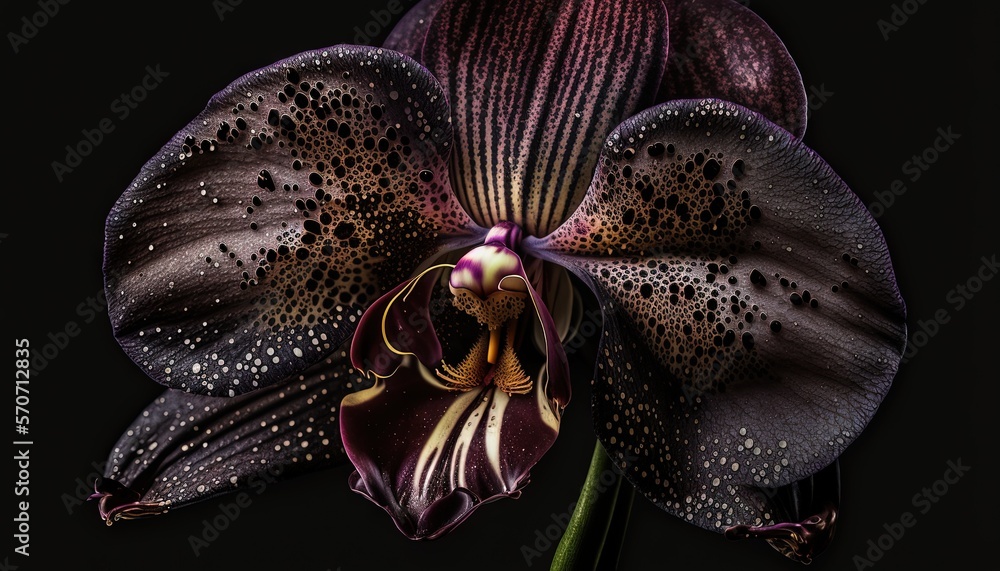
[2, 1, 996, 570]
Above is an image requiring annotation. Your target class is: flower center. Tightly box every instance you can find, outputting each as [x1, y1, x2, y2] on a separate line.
[437, 222, 535, 396]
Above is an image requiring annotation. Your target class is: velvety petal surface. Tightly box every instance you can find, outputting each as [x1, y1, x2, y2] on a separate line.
[104, 45, 482, 396]
[661, 0, 808, 137]
[340, 358, 560, 539]
[424, 0, 669, 236]
[531, 99, 905, 530]
[383, 0, 446, 60]
[92, 349, 366, 524]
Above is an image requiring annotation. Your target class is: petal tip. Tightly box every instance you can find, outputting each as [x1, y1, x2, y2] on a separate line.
[725, 502, 838, 564]
[91, 477, 169, 525]
[350, 470, 513, 541]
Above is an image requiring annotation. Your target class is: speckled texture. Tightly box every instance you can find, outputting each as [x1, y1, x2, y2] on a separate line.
[104, 46, 483, 397]
[532, 99, 906, 531]
[94, 349, 367, 524]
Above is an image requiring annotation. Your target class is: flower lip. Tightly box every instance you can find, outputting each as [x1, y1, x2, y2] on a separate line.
[341, 358, 554, 541]
[347, 469, 488, 540]
[340, 218, 571, 540]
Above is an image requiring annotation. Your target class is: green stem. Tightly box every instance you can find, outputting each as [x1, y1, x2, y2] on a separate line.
[595, 483, 635, 571]
[550, 441, 626, 571]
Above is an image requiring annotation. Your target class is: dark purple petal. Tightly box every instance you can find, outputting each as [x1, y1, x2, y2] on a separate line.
[424, 0, 669, 236]
[350, 266, 446, 378]
[660, 0, 808, 137]
[105, 45, 482, 396]
[383, 0, 446, 61]
[340, 358, 561, 539]
[531, 99, 905, 529]
[91, 349, 366, 524]
[526, 274, 571, 406]
[342, 233, 571, 538]
[579, 293, 845, 540]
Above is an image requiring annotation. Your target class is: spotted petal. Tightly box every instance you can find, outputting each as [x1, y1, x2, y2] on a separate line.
[660, 0, 808, 137]
[92, 349, 366, 524]
[340, 358, 561, 539]
[423, 0, 669, 236]
[104, 45, 482, 396]
[531, 99, 905, 531]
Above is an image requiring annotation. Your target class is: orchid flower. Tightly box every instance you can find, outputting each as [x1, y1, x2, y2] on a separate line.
[92, 0, 906, 565]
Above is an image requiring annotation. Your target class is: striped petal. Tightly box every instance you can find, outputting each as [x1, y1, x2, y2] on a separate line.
[340, 358, 560, 539]
[660, 0, 808, 137]
[424, 0, 669, 236]
[383, 0, 446, 61]
[92, 349, 366, 524]
[105, 45, 482, 397]
[531, 100, 905, 533]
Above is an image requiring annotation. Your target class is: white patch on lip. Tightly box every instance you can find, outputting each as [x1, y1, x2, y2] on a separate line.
[449, 393, 491, 491]
[410, 380, 481, 503]
[485, 391, 510, 487]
